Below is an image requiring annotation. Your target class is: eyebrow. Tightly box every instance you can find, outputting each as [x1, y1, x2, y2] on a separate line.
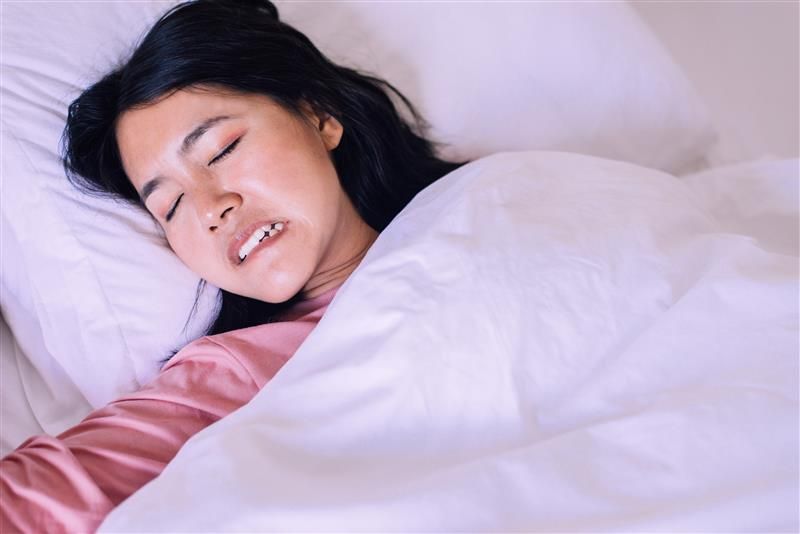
[138, 115, 233, 203]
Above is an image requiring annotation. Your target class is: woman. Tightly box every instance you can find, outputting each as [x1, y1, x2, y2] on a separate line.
[0, 0, 465, 531]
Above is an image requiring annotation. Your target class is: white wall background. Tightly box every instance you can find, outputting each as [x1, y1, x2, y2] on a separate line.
[631, 0, 799, 163]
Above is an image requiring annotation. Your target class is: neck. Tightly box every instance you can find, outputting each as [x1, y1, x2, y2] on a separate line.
[301, 221, 378, 300]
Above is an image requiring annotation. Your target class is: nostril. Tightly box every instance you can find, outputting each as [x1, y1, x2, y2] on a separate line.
[221, 206, 234, 219]
[209, 225, 218, 232]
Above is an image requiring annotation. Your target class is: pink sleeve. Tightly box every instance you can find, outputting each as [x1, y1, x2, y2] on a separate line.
[0, 338, 260, 533]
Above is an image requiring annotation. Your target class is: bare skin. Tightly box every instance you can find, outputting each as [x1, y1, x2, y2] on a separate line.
[116, 86, 378, 303]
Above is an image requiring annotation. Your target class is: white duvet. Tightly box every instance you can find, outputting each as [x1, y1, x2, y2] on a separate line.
[101, 152, 798, 532]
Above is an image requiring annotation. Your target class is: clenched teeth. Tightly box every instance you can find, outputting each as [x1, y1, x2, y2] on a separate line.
[238, 222, 284, 262]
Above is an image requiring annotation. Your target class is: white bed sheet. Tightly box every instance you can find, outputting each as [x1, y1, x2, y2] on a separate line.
[101, 152, 799, 532]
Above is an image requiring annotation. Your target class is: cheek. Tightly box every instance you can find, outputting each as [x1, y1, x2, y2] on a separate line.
[166, 228, 208, 272]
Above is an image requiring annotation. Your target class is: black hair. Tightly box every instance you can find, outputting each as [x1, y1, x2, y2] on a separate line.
[62, 0, 467, 352]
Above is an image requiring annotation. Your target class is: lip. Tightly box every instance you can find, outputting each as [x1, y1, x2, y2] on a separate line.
[227, 218, 288, 266]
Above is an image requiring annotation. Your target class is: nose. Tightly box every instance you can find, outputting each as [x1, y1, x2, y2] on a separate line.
[195, 189, 242, 232]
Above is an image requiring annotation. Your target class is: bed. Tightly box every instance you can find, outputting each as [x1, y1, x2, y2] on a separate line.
[1, 1, 797, 531]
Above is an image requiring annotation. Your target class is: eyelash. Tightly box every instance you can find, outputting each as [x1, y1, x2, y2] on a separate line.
[166, 193, 183, 222]
[164, 137, 242, 222]
[209, 137, 241, 165]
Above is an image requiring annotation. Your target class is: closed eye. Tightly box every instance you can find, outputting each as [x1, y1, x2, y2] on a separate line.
[166, 193, 183, 222]
[163, 137, 240, 222]
[209, 137, 241, 166]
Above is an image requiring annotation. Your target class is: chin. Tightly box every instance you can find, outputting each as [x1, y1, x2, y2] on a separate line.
[257, 275, 306, 304]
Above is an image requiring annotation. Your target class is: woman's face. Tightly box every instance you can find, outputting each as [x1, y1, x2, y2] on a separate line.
[116, 87, 377, 303]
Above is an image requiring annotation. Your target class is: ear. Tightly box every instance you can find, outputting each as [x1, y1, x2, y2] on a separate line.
[300, 101, 343, 151]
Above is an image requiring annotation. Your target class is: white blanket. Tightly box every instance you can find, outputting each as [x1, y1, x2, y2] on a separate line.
[101, 152, 799, 532]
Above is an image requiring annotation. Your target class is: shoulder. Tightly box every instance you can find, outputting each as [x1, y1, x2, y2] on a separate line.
[157, 336, 260, 393]
[163, 288, 336, 387]
[124, 335, 263, 415]
[166, 318, 320, 389]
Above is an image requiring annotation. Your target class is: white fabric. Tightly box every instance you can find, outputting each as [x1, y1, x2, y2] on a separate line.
[102, 152, 799, 532]
[0, 1, 218, 447]
[0, 314, 51, 455]
[276, 1, 718, 175]
[682, 157, 799, 257]
[0, 0, 718, 447]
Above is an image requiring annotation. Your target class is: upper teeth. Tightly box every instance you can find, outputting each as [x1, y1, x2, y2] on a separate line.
[238, 222, 284, 261]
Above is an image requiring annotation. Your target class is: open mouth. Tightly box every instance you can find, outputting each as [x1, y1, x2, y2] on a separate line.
[236, 221, 286, 264]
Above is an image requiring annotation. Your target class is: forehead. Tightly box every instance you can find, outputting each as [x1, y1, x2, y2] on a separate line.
[115, 88, 285, 185]
[117, 88, 278, 142]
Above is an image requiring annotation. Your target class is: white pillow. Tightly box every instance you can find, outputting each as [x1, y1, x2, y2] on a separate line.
[0, 2, 218, 436]
[0, 313, 57, 456]
[0, 1, 717, 439]
[277, 0, 718, 174]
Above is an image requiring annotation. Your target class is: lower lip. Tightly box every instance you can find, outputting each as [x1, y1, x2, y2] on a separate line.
[240, 226, 287, 265]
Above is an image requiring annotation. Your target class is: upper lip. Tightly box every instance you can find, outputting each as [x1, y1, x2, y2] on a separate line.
[227, 218, 286, 265]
